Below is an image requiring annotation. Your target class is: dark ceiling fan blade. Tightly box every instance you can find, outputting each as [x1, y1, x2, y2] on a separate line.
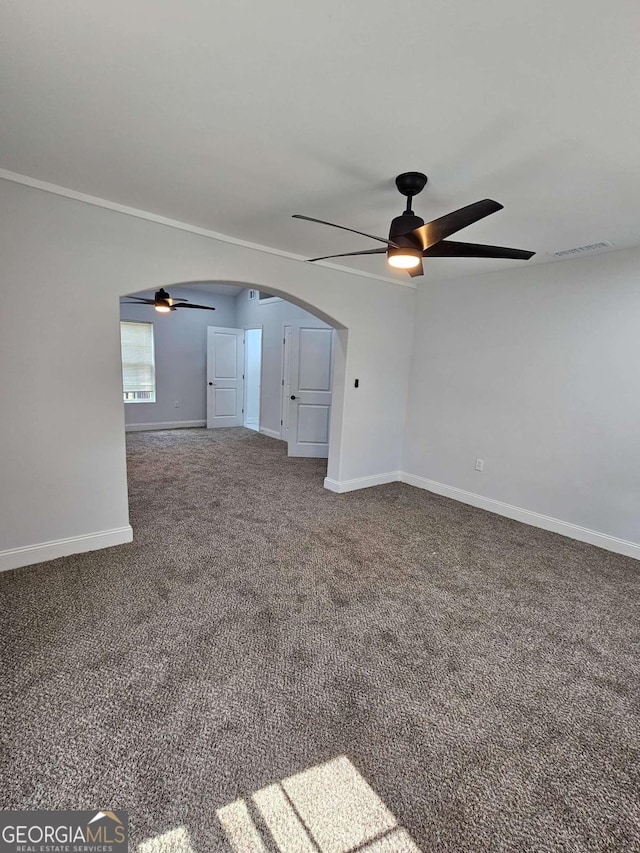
[407, 200, 504, 251]
[293, 214, 400, 248]
[407, 260, 424, 278]
[168, 298, 188, 305]
[173, 302, 217, 311]
[307, 248, 387, 262]
[122, 298, 155, 304]
[422, 240, 535, 260]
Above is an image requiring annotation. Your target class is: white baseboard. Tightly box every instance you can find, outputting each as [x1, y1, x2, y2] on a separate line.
[260, 427, 283, 440]
[0, 525, 134, 573]
[125, 420, 205, 432]
[324, 471, 400, 494]
[399, 472, 640, 561]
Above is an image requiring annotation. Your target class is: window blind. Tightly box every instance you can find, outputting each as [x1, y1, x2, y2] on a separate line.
[120, 321, 156, 402]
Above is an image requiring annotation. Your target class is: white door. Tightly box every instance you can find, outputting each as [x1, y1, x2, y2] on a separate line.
[287, 323, 334, 458]
[207, 327, 245, 428]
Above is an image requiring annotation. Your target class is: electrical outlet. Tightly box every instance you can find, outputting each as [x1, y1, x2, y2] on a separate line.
[475, 458, 484, 472]
[174, 401, 180, 408]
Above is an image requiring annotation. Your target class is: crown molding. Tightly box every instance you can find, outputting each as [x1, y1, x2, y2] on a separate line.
[0, 168, 415, 289]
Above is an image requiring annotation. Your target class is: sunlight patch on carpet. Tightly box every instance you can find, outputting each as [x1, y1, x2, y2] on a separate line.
[138, 826, 196, 853]
[217, 755, 422, 853]
[252, 783, 316, 852]
[217, 799, 269, 852]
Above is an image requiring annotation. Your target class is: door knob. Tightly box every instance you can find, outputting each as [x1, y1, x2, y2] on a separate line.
[290, 395, 298, 400]
[208, 382, 214, 386]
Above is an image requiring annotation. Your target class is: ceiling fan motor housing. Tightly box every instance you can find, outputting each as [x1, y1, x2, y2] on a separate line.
[389, 213, 424, 246]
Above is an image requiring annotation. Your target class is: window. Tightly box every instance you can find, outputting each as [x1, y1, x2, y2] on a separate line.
[120, 321, 156, 402]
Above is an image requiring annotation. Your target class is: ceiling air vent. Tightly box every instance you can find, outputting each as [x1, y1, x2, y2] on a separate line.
[549, 241, 614, 258]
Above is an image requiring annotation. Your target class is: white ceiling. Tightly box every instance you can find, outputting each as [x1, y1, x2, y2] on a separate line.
[1, 0, 639, 283]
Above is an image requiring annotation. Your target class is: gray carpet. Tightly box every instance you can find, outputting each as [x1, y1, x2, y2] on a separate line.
[1, 427, 639, 852]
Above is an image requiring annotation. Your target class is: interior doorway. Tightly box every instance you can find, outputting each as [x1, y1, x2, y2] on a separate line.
[282, 322, 334, 458]
[206, 326, 245, 428]
[243, 327, 262, 432]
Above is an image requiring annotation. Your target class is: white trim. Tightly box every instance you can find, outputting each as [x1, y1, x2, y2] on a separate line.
[125, 419, 205, 432]
[0, 168, 414, 289]
[280, 323, 291, 441]
[324, 472, 400, 493]
[0, 526, 133, 573]
[260, 426, 283, 440]
[399, 472, 640, 561]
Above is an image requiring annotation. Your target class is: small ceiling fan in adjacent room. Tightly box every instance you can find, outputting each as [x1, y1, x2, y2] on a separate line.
[293, 172, 535, 277]
[121, 288, 216, 313]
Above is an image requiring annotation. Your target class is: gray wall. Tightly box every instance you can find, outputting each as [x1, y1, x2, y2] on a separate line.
[121, 287, 237, 427]
[402, 246, 640, 546]
[235, 291, 330, 437]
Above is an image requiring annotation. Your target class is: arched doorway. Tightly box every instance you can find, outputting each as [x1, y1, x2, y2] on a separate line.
[118, 280, 349, 528]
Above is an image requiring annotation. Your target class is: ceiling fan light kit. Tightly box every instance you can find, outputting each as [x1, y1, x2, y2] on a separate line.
[387, 247, 422, 269]
[293, 171, 535, 277]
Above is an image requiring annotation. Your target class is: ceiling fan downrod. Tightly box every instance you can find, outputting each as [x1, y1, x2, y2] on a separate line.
[395, 171, 428, 214]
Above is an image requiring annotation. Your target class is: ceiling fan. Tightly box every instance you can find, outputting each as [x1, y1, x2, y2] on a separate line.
[122, 287, 216, 313]
[293, 172, 534, 277]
